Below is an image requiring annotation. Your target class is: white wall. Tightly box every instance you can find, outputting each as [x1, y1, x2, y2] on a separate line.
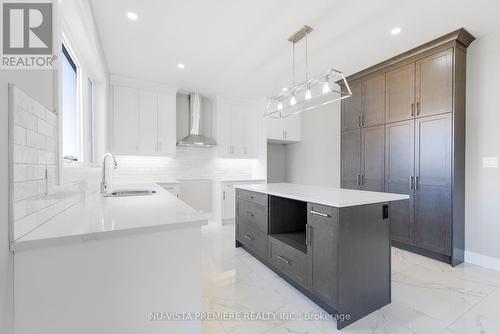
[285, 103, 341, 187]
[267, 144, 287, 183]
[465, 32, 500, 266]
[0, 71, 55, 334]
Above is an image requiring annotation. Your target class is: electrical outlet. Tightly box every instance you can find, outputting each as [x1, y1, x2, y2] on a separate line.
[482, 157, 498, 168]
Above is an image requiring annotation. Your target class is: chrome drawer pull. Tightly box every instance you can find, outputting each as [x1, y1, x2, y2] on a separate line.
[310, 210, 330, 218]
[242, 235, 253, 241]
[276, 255, 290, 265]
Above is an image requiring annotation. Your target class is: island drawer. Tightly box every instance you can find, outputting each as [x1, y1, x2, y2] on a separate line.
[308, 203, 337, 224]
[237, 222, 267, 259]
[237, 199, 267, 233]
[268, 237, 307, 287]
[237, 189, 267, 206]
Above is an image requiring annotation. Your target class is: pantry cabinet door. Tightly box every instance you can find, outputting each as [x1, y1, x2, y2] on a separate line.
[386, 63, 415, 123]
[416, 49, 453, 118]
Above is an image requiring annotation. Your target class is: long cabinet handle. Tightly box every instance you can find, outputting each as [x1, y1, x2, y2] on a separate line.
[361, 174, 364, 186]
[411, 103, 415, 117]
[310, 210, 331, 218]
[416, 102, 420, 116]
[243, 235, 253, 241]
[415, 176, 420, 190]
[361, 115, 365, 126]
[357, 174, 361, 186]
[276, 255, 290, 265]
[410, 176, 414, 190]
[306, 224, 311, 245]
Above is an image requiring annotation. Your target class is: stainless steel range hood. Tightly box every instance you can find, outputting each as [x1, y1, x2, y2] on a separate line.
[177, 93, 217, 147]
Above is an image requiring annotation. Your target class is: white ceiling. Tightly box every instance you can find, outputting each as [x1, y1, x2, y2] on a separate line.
[90, 0, 500, 98]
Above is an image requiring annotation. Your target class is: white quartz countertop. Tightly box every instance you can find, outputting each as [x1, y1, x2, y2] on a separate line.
[12, 183, 207, 251]
[236, 183, 409, 208]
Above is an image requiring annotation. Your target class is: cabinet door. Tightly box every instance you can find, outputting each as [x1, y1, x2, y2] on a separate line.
[341, 129, 361, 190]
[222, 185, 236, 220]
[240, 104, 259, 157]
[414, 114, 452, 255]
[113, 86, 140, 154]
[215, 100, 233, 156]
[157, 92, 176, 155]
[361, 125, 385, 192]
[284, 114, 301, 142]
[231, 105, 246, 156]
[386, 63, 415, 123]
[416, 49, 453, 118]
[307, 210, 337, 305]
[362, 74, 385, 127]
[385, 120, 415, 245]
[342, 82, 362, 131]
[139, 90, 158, 154]
[266, 117, 284, 141]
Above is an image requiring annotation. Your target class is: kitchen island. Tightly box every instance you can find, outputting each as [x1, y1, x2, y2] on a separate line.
[234, 183, 409, 330]
[11, 183, 207, 334]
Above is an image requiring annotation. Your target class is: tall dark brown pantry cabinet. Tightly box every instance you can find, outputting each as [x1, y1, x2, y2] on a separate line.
[340, 29, 474, 266]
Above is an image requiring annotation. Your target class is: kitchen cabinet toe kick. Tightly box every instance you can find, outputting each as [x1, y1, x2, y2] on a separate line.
[234, 185, 408, 330]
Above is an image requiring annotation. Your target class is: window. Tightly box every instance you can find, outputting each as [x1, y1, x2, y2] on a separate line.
[88, 79, 95, 163]
[61, 44, 79, 162]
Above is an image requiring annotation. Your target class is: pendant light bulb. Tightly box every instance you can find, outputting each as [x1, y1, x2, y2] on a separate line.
[322, 82, 330, 94]
[277, 100, 283, 110]
[290, 95, 296, 106]
[305, 88, 312, 100]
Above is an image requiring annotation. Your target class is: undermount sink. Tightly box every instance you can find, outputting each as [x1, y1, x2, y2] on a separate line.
[103, 189, 157, 197]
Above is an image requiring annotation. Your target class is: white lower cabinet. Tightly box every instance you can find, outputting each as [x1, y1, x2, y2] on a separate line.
[266, 113, 302, 143]
[111, 83, 176, 156]
[158, 182, 180, 198]
[214, 95, 262, 158]
[214, 179, 266, 224]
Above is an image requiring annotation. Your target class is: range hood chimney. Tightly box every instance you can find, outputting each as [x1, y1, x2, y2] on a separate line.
[177, 93, 217, 147]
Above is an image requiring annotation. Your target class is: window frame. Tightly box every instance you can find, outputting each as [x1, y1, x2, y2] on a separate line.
[61, 42, 81, 163]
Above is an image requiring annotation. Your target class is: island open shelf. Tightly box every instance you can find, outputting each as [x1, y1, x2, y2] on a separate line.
[268, 195, 307, 254]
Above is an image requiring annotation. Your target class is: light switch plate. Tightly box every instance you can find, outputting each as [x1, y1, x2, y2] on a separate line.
[482, 157, 498, 168]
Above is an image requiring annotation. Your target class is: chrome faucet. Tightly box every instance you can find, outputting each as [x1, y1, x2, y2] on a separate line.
[100, 153, 117, 194]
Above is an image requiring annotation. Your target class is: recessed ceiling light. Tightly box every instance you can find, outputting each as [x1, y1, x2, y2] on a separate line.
[282, 87, 288, 92]
[126, 12, 138, 20]
[177, 63, 185, 69]
[391, 27, 402, 35]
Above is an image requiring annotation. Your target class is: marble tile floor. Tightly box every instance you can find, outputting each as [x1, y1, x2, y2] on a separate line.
[202, 224, 500, 334]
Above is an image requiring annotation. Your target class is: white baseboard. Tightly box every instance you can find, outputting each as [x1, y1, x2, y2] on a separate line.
[465, 251, 500, 272]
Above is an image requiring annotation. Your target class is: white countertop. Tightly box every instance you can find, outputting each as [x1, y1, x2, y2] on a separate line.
[236, 183, 409, 208]
[12, 183, 207, 251]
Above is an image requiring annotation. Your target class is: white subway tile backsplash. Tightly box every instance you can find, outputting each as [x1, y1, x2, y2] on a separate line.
[13, 125, 26, 145]
[13, 164, 27, 182]
[14, 106, 37, 131]
[45, 110, 57, 125]
[26, 129, 46, 150]
[10, 85, 98, 240]
[37, 119, 54, 138]
[13, 145, 39, 164]
[13, 180, 40, 201]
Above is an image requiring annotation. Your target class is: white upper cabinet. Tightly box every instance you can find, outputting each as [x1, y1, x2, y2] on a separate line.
[214, 95, 261, 158]
[112, 86, 140, 153]
[139, 90, 158, 154]
[157, 92, 176, 155]
[266, 113, 301, 143]
[111, 79, 176, 156]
